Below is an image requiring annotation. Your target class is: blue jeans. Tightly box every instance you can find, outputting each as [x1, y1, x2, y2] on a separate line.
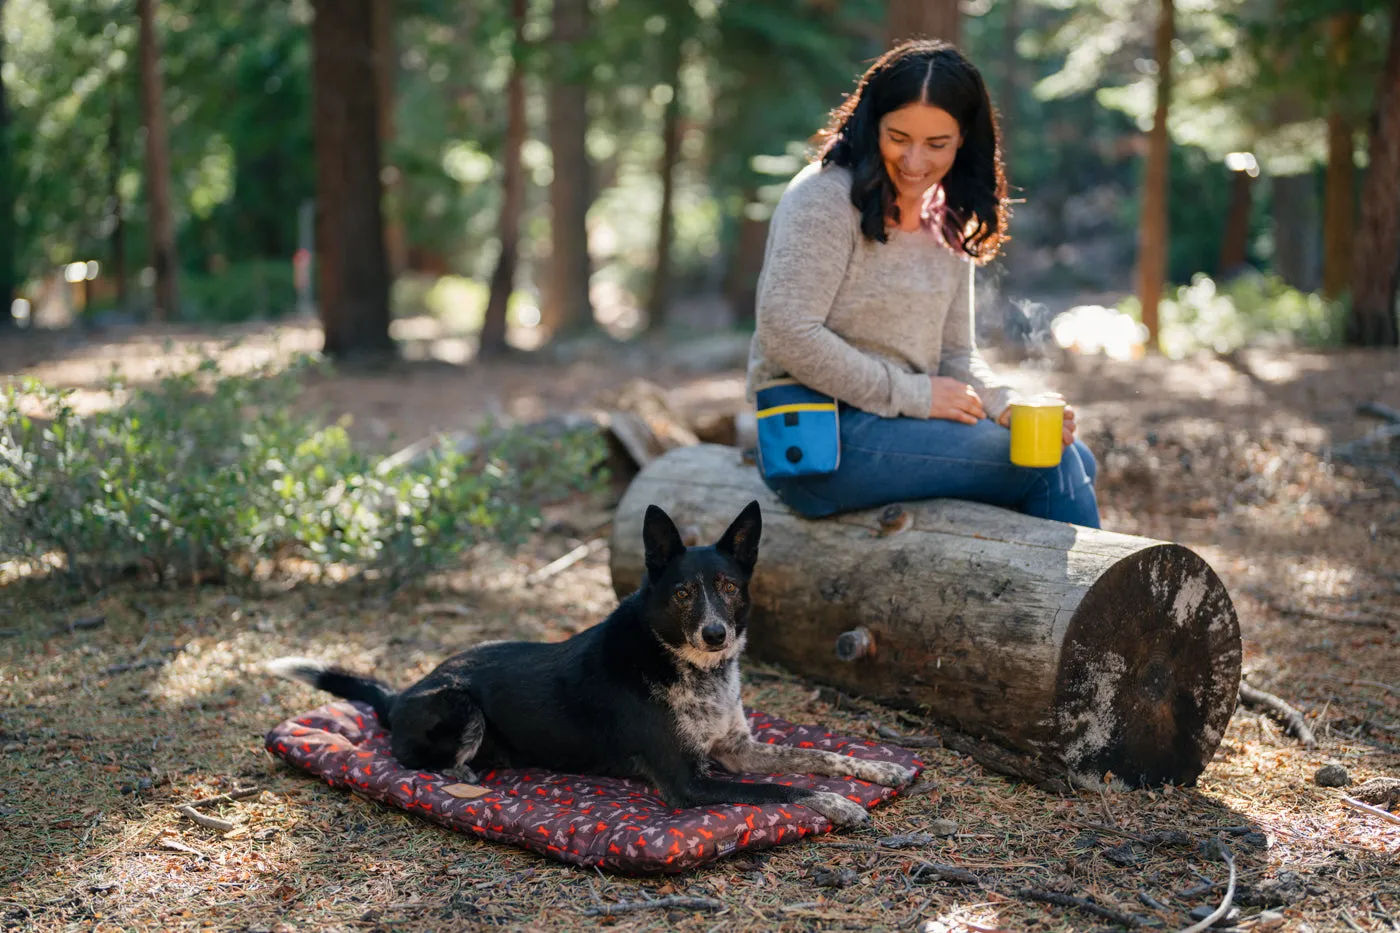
[761, 407, 1102, 527]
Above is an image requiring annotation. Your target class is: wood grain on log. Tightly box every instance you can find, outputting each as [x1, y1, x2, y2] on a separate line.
[609, 445, 1242, 789]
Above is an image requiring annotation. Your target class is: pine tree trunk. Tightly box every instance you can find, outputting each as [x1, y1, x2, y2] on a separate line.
[137, 0, 179, 321]
[646, 34, 684, 332]
[724, 192, 769, 327]
[311, 0, 395, 360]
[481, 0, 528, 359]
[374, 0, 407, 281]
[1217, 168, 1253, 276]
[0, 0, 14, 328]
[544, 0, 594, 336]
[1322, 14, 1359, 301]
[1135, 0, 1173, 350]
[109, 87, 128, 310]
[887, 0, 961, 48]
[1273, 173, 1320, 291]
[1349, 0, 1400, 346]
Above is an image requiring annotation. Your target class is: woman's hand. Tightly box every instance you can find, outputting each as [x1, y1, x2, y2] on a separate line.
[929, 376, 986, 424]
[995, 396, 1079, 448]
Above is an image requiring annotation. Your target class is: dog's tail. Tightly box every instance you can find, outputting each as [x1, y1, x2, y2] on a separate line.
[265, 656, 397, 724]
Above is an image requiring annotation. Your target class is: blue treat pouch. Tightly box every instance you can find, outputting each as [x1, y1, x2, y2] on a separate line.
[754, 379, 841, 479]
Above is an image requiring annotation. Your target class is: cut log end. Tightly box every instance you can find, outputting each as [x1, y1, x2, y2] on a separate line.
[1055, 545, 1241, 788]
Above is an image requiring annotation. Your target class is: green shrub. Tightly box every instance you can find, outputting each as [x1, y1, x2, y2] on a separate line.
[181, 260, 298, 323]
[1118, 274, 1347, 358]
[0, 356, 609, 589]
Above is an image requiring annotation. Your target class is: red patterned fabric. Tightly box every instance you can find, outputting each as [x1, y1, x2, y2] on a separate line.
[266, 701, 924, 874]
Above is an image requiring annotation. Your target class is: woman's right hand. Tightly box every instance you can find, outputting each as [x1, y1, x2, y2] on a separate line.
[929, 376, 985, 424]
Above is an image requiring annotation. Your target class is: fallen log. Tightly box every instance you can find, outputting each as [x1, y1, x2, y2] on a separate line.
[609, 444, 1242, 789]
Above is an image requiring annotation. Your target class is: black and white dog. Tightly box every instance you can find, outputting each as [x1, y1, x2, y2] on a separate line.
[267, 501, 912, 826]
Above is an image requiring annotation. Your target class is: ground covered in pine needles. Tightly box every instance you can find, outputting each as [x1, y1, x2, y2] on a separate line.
[1, 321, 1397, 932]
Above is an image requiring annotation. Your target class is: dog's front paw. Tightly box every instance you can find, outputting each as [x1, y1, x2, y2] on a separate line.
[803, 791, 870, 828]
[850, 759, 916, 787]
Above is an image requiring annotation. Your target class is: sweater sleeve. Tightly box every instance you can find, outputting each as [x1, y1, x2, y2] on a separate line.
[754, 171, 933, 420]
[937, 256, 1017, 422]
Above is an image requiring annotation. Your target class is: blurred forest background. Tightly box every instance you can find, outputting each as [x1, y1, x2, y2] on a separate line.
[2, 0, 1398, 359]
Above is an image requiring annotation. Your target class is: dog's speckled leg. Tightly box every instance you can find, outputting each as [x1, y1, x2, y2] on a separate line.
[713, 734, 915, 787]
[799, 791, 871, 827]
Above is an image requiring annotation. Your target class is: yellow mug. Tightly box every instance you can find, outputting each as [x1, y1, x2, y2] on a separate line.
[1008, 397, 1065, 468]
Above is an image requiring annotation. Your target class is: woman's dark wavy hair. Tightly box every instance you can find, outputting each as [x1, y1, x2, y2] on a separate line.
[815, 40, 1010, 264]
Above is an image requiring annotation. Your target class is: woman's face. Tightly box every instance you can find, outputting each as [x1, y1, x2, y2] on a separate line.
[878, 102, 962, 200]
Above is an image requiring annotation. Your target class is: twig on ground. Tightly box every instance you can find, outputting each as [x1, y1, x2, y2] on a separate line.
[1373, 892, 1400, 932]
[1138, 891, 1170, 912]
[1341, 910, 1366, 933]
[1177, 839, 1235, 933]
[874, 724, 943, 748]
[45, 616, 105, 639]
[526, 537, 607, 586]
[910, 860, 981, 885]
[1340, 796, 1400, 827]
[415, 602, 474, 619]
[0, 630, 19, 639]
[185, 786, 261, 809]
[157, 837, 208, 858]
[1238, 682, 1318, 748]
[101, 658, 166, 675]
[1012, 888, 1142, 927]
[1358, 401, 1400, 423]
[580, 895, 724, 916]
[1246, 587, 1396, 630]
[178, 806, 234, 833]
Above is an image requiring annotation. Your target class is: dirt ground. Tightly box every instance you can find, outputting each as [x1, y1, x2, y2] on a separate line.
[1, 320, 1397, 933]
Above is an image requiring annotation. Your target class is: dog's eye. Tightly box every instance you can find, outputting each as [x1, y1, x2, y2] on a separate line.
[673, 586, 691, 601]
[719, 580, 738, 595]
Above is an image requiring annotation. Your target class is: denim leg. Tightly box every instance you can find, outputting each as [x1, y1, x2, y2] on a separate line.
[764, 410, 1101, 528]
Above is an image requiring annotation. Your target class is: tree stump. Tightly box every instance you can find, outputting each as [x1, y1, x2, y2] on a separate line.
[609, 444, 1242, 790]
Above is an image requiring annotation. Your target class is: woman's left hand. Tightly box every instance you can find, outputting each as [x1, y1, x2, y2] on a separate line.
[996, 397, 1079, 448]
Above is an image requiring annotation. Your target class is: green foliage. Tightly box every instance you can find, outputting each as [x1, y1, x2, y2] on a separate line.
[0, 356, 609, 588]
[180, 259, 297, 323]
[1117, 272, 1346, 358]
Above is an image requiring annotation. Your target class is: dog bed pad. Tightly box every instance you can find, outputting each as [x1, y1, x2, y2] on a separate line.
[266, 701, 924, 874]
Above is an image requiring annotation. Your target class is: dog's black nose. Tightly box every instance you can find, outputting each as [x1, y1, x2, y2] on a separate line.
[701, 623, 727, 648]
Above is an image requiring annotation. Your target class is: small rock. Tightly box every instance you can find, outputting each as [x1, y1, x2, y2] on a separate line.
[1188, 905, 1240, 927]
[1, 743, 21, 753]
[1314, 763, 1350, 787]
[1253, 911, 1286, 931]
[928, 818, 958, 837]
[809, 865, 858, 888]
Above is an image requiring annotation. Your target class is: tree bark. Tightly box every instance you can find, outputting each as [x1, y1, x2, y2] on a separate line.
[887, 0, 961, 48]
[1135, 0, 1173, 350]
[724, 192, 769, 327]
[481, 0, 528, 359]
[0, 0, 14, 328]
[1217, 168, 1253, 276]
[373, 0, 407, 281]
[1349, 0, 1400, 346]
[646, 33, 684, 332]
[311, 0, 395, 360]
[137, 0, 179, 321]
[609, 445, 1242, 789]
[1322, 13, 1359, 301]
[1273, 173, 1320, 291]
[543, 0, 594, 336]
[109, 86, 128, 310]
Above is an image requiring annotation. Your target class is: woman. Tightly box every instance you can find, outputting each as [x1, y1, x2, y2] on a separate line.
[746, 39, 1100, 527]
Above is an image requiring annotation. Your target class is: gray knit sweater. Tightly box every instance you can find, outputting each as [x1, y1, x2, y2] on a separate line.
[746, 162, 1016, 421]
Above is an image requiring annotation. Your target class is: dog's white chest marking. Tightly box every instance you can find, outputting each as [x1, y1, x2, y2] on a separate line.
[668, 659, 747, 755]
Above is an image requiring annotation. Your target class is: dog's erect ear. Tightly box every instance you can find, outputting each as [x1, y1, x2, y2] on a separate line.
[643, 505, 687, 581]
[716, 500, 762, 575]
